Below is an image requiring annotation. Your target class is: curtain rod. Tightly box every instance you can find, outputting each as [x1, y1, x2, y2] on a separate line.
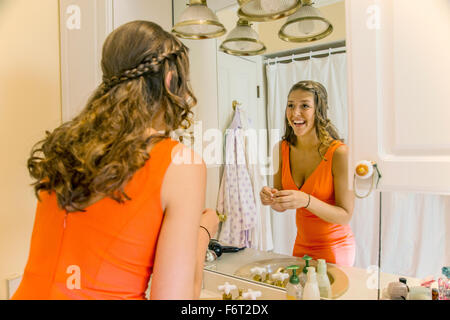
[265, 46, 346, 65]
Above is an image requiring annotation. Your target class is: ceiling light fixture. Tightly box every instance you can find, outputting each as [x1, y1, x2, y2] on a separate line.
[279, 0, 333, 42]
[172, 0, 226, 39]
[219, 19, 266, 56]
[237, 0, 302, 22]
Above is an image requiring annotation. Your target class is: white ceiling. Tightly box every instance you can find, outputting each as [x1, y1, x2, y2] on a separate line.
[208, 0, 236, 12]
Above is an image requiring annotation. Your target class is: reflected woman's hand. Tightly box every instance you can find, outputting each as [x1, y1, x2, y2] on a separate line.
[273, 190, 310, 210]
[260, 186, 278, 205]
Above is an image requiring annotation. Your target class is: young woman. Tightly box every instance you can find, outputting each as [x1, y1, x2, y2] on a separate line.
[260, 81, 355, 267]
[12, 21, 218, 300]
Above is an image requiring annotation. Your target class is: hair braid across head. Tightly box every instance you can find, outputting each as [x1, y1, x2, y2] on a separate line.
[101, 47, 184, 93]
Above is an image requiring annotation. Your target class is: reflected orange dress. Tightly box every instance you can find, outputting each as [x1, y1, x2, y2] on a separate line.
[12, 138, 179, 300]
[281, 140, 355, 266]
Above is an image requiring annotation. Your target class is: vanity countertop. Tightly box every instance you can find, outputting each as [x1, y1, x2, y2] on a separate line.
[205, 247, 425, 300]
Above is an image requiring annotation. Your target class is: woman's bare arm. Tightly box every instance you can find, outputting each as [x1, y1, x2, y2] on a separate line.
[270, 141, 287, 212]
[150, 145, 206, 299]
[328, 144, 355, 224]
[193, 209, 218, 299]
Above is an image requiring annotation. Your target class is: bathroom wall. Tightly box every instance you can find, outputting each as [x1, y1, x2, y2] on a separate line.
[113, 0, 172, 31]
[173, 0, 223, 210]
[0, 0, 62, 299]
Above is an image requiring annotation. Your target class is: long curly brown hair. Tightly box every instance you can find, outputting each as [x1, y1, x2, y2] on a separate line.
[27, 21, 196, 212]
[283, 80, 341, 158]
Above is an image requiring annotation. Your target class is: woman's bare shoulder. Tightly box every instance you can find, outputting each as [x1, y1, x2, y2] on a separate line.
[332, 143, 349, 172]
[161, 143, 206, 211]
[170, 143, 205, 168]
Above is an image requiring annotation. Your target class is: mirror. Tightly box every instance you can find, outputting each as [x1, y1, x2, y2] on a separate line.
[173, 0, 382, 298]
[174, 0, 448, 300]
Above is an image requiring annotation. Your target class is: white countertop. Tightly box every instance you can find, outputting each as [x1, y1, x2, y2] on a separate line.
[204, 247, 426, 300]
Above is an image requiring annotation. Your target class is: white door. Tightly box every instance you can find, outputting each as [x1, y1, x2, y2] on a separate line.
[60, 0, 113, 122]
[217, 52, 259, 133]
[60, 0, 172, 122]
[346, 0, 450, 194]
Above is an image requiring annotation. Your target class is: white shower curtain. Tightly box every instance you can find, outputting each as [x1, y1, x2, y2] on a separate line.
[265, 52, 450, 279]
[380, 192, 450, 279]
[266, 53, 349, 145]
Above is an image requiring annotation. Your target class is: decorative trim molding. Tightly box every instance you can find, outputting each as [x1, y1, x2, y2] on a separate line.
[59, 0, 113, 122]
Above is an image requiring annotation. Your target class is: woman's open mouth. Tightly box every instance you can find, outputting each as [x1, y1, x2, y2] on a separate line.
[292, 120, 306, 128]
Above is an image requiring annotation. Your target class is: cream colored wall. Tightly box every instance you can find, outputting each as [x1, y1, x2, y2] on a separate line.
[257, 1, 345, 54]
[174, 1, 222, 210]
[114, 0, 173, 32]
[0, 0, 62, 299]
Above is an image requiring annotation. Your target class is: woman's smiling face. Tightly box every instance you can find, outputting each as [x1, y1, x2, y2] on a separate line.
[286, 89, 316, 137]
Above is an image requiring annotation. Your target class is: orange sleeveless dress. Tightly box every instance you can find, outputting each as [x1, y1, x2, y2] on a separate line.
[12, 138, 179, 300]
[281, 140, 355, 266]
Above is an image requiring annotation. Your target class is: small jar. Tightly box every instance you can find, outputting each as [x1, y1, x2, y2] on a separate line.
[387, 278, 408, 300]
[407, 287, 432, 300]
[432, 288, 439, 300]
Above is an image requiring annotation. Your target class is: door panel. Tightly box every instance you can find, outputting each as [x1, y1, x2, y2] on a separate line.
[217, 52, 258, 133]
[346, 0, 450, 194]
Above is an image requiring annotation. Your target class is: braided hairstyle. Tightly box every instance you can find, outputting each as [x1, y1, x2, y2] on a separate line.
[28, 21, 196, 212]
[283, 80, 341, 159]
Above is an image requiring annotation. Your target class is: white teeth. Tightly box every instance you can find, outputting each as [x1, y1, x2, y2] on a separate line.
[293, 121, 305, 125]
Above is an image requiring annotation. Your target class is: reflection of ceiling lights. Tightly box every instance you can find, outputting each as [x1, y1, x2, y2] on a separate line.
[220, 19, 266, 56]
[173, 0, 335, 51]
[279, 0, 333, 42]
[172, 0, 226, 39]
[237, 0, 302, 22]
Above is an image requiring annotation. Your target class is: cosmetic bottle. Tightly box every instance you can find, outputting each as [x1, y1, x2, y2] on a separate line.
[317, 259, 332, 299]
[407, 286, 432, 300]
[387, 278, 409, 300]
[302, 267, 320, 300]
[285, 265, 303, 300]
[438, 266, 449, 300]
[432, 288, 439, 300]
[299, 255, 312, 287]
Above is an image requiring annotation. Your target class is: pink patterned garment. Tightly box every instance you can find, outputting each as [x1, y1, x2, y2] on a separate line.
[217, 111, 257, 248]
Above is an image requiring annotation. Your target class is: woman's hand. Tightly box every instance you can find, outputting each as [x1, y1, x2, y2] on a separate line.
[194, 208, 219, 299]
[260, 186, 288, 213]
[273, 190, 310, 210]
[260, 186, 278, 205]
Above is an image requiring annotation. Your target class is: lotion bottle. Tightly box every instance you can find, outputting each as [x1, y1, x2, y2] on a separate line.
[285, 265, 303, 300]
[299, 255, 312, 287]
[317, 259, 332, 299]
[303, 267, 320, 300]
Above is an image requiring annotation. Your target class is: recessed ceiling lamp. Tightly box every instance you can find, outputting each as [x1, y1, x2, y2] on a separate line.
[237, 0, 302, 22]
[172, 0, 226, 39]
[279, 0, 333, 42]
[219, 19, 266, 56]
